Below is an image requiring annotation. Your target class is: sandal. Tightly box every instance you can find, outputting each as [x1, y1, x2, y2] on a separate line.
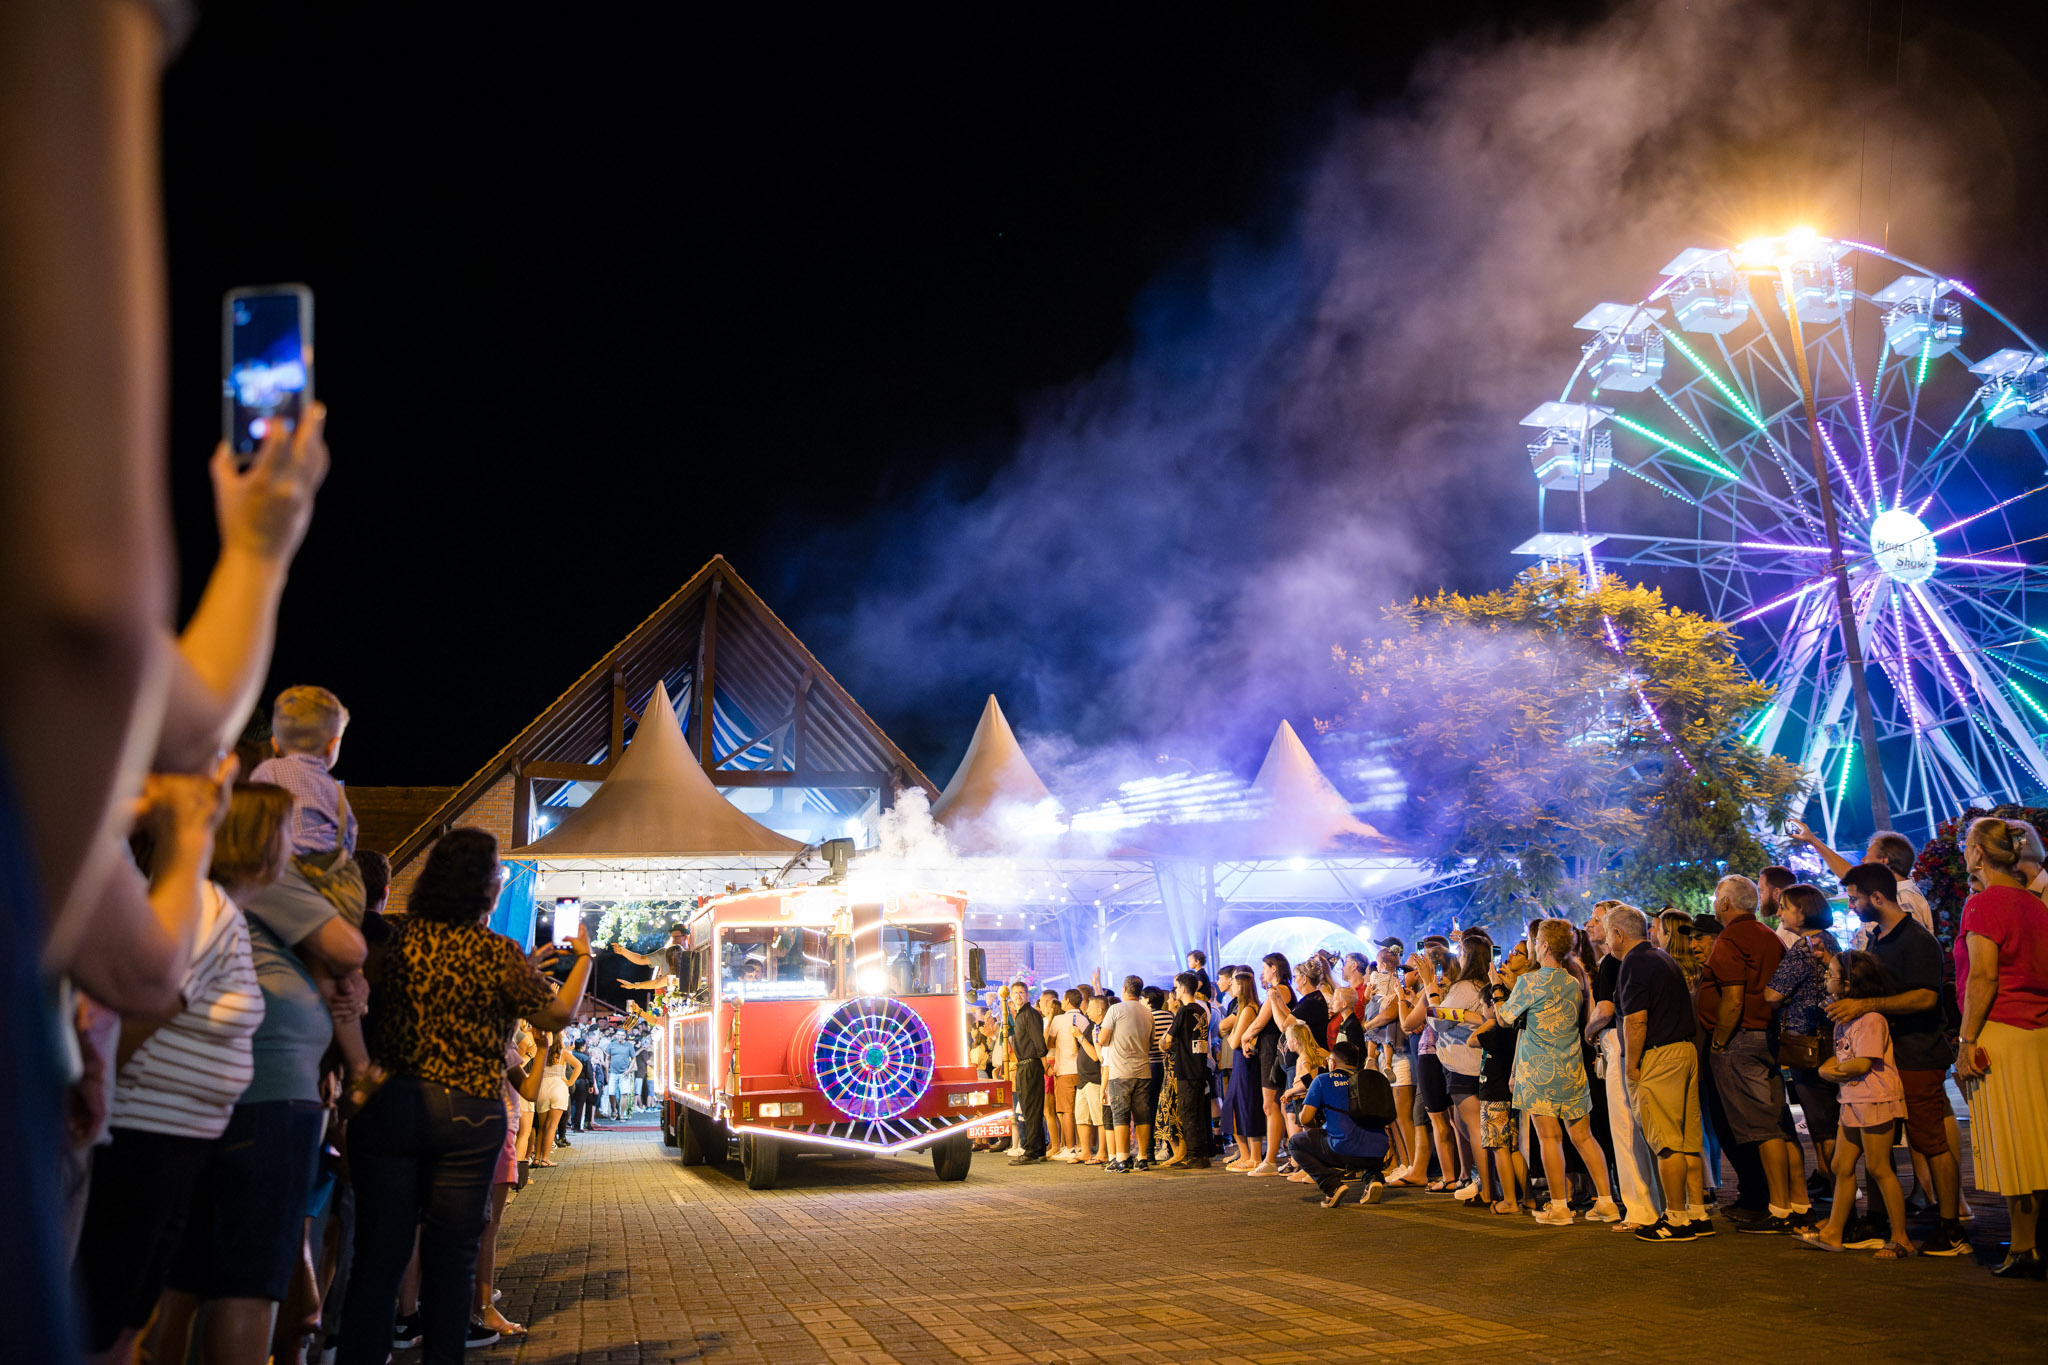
[1425, 1179, 1453, 1193]
[1874, 1241, 1916, 1261]
[1796, 1231, 1845, 1252]
[1491, 1199, 1519, 1216]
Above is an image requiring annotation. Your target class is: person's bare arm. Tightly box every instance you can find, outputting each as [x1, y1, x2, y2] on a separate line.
[156, 413, 328, 771]
[1585, 999, 1616, 1041]
[296, 914, 368, 977]
[1955, 935, 2000, 1082]
[1711, 984, 1743, 1049]
[612, 945, 654, 967]
[1824, 987, 1937, 1025]
[1791, 821, 1854, 881]
[1238, 999, 1272, 1054]
[0, 0, 175, 951]
[69, 763, 233, 1017]
[1622, 1011, 1648, 1085]
[528, 924, 594, 1032]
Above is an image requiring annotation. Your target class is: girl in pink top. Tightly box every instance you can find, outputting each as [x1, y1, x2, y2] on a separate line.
[1800, 951, 1914, 1260]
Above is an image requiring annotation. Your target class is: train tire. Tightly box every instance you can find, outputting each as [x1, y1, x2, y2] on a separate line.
[678, 1105, 708, 1166]
[742, 1131, 781, 1189]
[661, 1101, 680, 1148]
[931, 1132, 972, 1182]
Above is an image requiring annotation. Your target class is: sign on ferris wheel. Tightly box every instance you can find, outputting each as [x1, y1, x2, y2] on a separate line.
[1517, 229, 2048, 847]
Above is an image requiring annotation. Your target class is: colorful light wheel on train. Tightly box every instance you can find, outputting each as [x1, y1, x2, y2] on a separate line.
[806, 996, 934, 1121]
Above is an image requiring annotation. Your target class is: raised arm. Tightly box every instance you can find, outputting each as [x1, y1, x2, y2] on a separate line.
[527, 925, 594, 1032]
[156, 414, 327, 771]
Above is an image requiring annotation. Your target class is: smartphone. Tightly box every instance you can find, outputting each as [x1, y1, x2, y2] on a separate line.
[222, 284, 314, 466]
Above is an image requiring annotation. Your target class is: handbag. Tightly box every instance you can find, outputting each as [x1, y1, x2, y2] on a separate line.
[1777, 1032, 1826, 1070]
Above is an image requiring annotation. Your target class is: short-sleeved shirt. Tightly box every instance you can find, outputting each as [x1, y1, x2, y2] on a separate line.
[1046, 1010, 1085, 1075]
[1149, 1007, 1173, 1061]
[241, 915, 335, 1104]
[1303, 1072, 1390, 1162]
[1833, 1012, 1904, 1110]
[112, 885, 264, 1137]
[369, 918, 557, 1099]
[1864, 914, 1954, 1068]
[1768, 932, 1840, 1042]
[1592, 954, 1621, 1006]
[1075, 1021, 1102, 1086]
[1698, 913, 1784, 1032]
[1432, 981, 1489, 1077]
[1955, 885, 2048, 1030]
[1098, 1000, 1155, 1080]
[606, 1039, 634, 1074]
[1616, 941, 1694, 1052]
[250, 751, 357, 857]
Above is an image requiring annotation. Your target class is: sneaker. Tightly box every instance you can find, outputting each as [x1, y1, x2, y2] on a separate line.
[1007, 1153, 1044, 1166]
[1321, 1181, 1355, 1209]
[1452, 1182, 1481, 1203]
[1786, 1207, 1822, 1231]
[392, 1314, 422, 1350]
[1586, 1196, 1621, 1223]
[1687, 1218, 1718, 1238]
[1842, 1216, 1888, 1250]
[1919, 1223, 1971, 1257]
[1134, 1158, 1153, 1171]
[1636, 1218, 1698, 1243]
[467, 1321, 501, 1347]
[1246, 1161, 1279, 1176]
[1738, 1215, 1791, 1235]
[1362, 1180, 1386, 1205]
[1103, 1158, 1127, 1173]
[1723, 1204, 1770, 1225]
[1532, 1202, 1574, 1226]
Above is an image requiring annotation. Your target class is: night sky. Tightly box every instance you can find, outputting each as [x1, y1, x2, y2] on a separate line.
[161, 2, 2048, 790]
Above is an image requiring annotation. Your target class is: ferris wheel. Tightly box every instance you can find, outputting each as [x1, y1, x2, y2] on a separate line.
[1519, 230, 2048, 846]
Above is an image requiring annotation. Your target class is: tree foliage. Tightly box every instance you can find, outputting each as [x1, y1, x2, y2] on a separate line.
[1324, 564, 1806, 918]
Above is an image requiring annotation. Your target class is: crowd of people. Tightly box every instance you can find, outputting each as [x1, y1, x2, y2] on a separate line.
[973, 829, 2047, 1274]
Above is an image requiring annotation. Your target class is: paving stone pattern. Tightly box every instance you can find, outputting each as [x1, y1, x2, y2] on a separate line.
[481, 1127, 2043, 1365]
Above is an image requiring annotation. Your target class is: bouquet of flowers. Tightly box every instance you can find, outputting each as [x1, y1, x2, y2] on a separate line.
[1913, 803, 2048, 947]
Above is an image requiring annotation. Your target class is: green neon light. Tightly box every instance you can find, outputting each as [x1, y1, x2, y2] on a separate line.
[2031, 626, 2048, 648]
[1608, 412, 1742, 482]
[1917, 336, 1933, 387]
[2012, 682, 2048, 728]
[1836, 742, 1854, 805]
[1662, 330, 1766, 429]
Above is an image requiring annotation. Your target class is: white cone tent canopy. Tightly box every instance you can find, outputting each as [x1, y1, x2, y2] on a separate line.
[510, 680, 804, 860]
[932, 696, 1061, 851]
[1241, 719, 1381, 856]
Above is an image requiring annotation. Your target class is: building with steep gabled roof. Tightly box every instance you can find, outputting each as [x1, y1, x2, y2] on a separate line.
[382, 555, 935, 909]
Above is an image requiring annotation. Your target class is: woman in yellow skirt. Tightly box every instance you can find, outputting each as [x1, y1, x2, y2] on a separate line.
[1954, 818, 2048, 1279]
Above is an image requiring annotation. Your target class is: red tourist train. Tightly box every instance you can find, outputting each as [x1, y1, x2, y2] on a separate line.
[655, 882, 1009, 1188]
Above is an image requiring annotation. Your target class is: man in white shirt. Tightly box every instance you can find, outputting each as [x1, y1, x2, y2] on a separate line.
[1045, 989, 1087, 1161]
[1789, 821, 1931, 939]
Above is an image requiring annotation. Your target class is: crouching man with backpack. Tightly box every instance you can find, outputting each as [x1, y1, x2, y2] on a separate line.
[1290, 1041, 1396, 1209]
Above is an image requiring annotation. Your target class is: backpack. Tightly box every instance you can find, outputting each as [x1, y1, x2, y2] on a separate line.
[1345, 1065, 1398, 1130]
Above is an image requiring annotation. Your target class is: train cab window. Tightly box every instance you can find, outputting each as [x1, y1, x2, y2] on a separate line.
[880, 922, 956, 996]
[718, 926, 830, 1000]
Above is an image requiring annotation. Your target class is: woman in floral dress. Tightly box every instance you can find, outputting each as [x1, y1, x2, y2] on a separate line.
[1497, 919, 1620, 1226]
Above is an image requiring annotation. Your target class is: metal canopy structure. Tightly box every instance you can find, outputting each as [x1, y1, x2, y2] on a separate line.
[387, 555, 937, 877]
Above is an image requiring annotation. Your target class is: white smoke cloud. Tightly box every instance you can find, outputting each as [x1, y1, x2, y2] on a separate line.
[806, 0, 2017, 800]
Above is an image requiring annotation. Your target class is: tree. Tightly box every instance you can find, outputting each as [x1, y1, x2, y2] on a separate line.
[1325, 564, 1805, 918]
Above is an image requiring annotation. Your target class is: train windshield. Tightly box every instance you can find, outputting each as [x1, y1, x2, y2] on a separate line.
[880, 921, 956, 996]
[719, 926, 831, 1001]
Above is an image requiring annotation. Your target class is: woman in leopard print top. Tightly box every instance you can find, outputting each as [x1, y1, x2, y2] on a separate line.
[339, 830, 592, 1363]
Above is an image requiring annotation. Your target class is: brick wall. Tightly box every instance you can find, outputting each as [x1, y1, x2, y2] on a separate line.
[388, 773, 518, 912]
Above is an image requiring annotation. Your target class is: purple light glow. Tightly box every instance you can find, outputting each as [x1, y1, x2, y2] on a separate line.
[1819, 425, 1871, 520]
[1940, 557, 2030, 569]
[1732, 579, 1826, 623]
[1738, 541, 1831, 553]
[1902, 586, 1973, 702]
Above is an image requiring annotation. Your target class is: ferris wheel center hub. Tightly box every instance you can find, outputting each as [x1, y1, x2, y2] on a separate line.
[1868, 508, 1937, 584]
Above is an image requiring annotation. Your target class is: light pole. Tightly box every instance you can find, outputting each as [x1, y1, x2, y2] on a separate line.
[1771, 237, 1891, 833]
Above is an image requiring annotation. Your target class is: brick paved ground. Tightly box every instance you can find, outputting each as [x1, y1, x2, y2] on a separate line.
[477, 1125, 2043, 1365]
